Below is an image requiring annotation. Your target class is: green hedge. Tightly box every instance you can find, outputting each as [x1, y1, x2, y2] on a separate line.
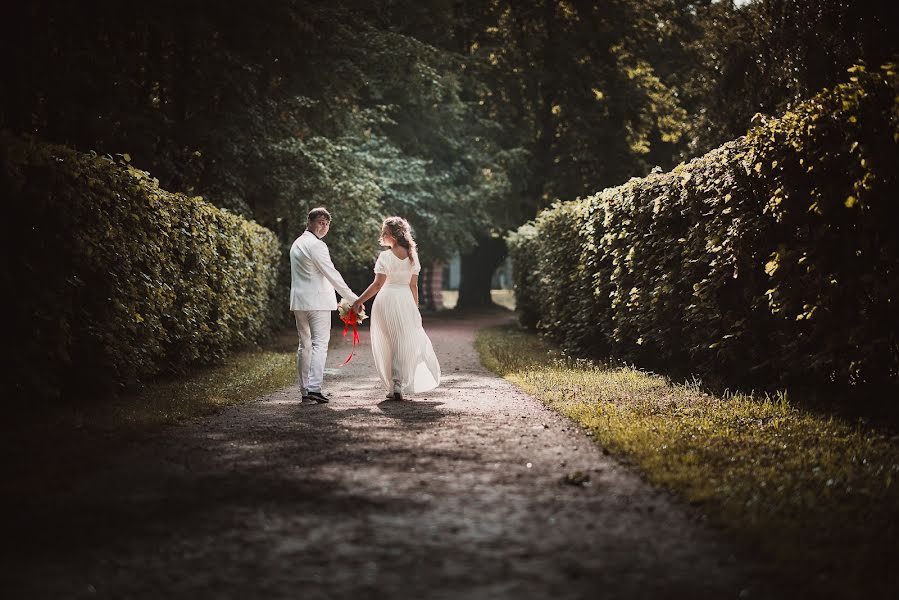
[509, 64, 899, 389]
[1, 134, 282, 401]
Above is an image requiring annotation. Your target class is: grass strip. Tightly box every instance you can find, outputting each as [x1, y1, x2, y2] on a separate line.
[4, 331, 299, 497]
[476, 324, 899, 598]
[14, 330, 300, 434]
[106, 346, 297, 428]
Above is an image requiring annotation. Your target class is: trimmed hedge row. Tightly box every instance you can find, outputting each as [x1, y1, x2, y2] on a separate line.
[1, 134, 282, 400]
[509, 64, 899, 389]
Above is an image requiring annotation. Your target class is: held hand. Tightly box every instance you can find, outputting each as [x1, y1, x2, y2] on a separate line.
[352, 299, 364, 315]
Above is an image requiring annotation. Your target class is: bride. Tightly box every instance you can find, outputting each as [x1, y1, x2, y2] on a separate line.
[352, 217, 441, 400]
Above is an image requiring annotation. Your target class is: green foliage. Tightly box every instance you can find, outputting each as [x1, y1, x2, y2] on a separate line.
[469, 0, 694, 204]
[4, 1, 894, 310]
[680, 0, 899, 156]
[509, 65, 899, 389]
[1, 134, 282, 401]
[506, 223, 540, 328]
[306, 24, 521, 263]
[0, 2, 525, 278]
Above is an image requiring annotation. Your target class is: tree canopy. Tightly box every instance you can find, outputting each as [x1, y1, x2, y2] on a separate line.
[2, 0, 896, 304]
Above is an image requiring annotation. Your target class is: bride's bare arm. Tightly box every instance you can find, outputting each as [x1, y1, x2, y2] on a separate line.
[410, 274, 419, 306]
[353, 274, 387, 313]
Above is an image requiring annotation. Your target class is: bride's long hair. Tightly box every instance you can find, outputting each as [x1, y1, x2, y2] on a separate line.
[380, 216, 418, 266]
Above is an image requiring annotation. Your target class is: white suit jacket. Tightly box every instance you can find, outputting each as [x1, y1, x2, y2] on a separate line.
[289, 231, 357, 311]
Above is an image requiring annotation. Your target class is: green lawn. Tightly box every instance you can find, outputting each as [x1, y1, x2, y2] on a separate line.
[107, 338, 298, 428]
[476, 324, 899, 598]
[19, 330, 301, 434]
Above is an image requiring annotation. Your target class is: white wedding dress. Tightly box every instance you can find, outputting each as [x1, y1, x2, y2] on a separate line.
[370, 250, 441, 395]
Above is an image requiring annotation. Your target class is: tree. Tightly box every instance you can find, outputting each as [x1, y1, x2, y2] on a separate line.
[1, 0, 526, 291]
[7, 1, 893, 314]
[682, 0, 899, 154]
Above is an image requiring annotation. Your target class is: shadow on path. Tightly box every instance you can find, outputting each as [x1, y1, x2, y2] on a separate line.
[376, 399, 446, 424]
[1, 310, 784, 600]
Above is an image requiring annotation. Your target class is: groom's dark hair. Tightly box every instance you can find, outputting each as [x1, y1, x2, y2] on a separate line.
[307, 207, 331, 222]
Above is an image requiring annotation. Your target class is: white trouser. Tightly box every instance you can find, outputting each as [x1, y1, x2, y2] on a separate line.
[293, 310, 331, 393]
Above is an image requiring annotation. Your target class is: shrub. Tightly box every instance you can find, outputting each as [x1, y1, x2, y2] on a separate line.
[506, 223, 540, 329]
[1, 134, 282, 401]
[508, 64, 899, 389]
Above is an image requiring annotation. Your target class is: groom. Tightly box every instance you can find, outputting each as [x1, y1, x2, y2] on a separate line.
[290, 207, 359, 403]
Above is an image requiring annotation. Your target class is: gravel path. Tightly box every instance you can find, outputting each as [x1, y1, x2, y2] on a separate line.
[5, 312, 778, 599]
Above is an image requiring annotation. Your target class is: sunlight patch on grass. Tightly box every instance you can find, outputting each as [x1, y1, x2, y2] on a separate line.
[476, 324, 899, 597]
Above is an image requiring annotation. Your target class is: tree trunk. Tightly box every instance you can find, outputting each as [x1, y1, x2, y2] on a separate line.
[457, 233, 506, 309]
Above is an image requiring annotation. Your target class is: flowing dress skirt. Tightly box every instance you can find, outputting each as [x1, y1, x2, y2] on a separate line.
[370, 283, 440, 394]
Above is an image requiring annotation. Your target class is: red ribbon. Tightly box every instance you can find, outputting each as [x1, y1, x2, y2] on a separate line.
[339, 310, 360, 366]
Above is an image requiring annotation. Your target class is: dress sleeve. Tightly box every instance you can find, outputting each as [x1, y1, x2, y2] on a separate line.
[411, 260, 421, 276]
[374, 252, 388, 274]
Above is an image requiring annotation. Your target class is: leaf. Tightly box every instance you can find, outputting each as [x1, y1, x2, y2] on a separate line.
[123, 153, 131, 162]
[844, 196, 857, 208]
[764, 253, 780, 277]
[564, 471, 591, 486]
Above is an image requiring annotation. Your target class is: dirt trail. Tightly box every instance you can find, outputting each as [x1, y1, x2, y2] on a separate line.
[4, 312, 778, 599]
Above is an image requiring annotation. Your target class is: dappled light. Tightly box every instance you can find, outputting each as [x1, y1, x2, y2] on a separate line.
[2, 1, 897, 598]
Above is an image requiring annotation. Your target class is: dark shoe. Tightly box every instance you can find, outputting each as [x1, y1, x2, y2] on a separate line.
[392, 391, 403, 401]
[306, 391, 330, 404]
